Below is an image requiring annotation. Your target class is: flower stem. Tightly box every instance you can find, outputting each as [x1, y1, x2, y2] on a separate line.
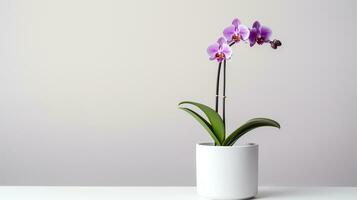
[215, 62, 222, 113]
[223, 59, 227, 130]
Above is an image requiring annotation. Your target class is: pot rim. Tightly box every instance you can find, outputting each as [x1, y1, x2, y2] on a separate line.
[197, 142, 258, 148]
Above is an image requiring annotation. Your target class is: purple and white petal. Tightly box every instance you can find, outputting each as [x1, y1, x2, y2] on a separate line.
[232, 18, 241, 27]
[221, 44, 232, 59]
[217, 37, 227, 46]
[207, 43, 219, 59]
[223, 25, 236, 42]
[260, 26, 272, 41]
[238, 24, 250, 40]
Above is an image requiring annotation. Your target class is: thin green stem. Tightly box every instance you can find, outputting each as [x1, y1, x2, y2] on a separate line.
[223, 59, 226, 131]
[215, 62, 222, 113]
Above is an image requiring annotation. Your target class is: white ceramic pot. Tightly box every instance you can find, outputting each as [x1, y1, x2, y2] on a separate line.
[196, 143, 258, 199]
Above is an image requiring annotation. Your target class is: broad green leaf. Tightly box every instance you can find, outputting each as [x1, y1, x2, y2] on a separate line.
[223, 118, 280, 146]
[179, 107, 221, 146]
[179, 101, 225, 143]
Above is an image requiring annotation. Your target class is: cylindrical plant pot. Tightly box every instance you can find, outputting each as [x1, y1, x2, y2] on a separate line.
[196, 143, 258, 199]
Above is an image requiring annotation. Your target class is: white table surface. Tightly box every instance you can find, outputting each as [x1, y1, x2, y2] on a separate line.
[0, 186, 356, 200]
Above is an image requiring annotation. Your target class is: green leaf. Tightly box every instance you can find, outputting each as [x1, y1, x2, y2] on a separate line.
[179, 107, 221, 146]
[223, 118, 280, 146]
[179, 101, 225, 143]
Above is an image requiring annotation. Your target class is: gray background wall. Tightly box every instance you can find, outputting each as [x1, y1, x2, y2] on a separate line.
[1, 0, 357, 186]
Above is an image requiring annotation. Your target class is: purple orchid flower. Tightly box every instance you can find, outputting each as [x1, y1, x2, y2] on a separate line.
[249, 21, 272, 47]
[223, 18, 250, 43]
[207, 37, 232, 62]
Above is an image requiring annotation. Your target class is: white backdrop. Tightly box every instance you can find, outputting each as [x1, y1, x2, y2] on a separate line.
[1, 0, 357, 186]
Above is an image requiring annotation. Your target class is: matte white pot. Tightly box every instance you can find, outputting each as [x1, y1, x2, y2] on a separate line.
[196, 143, 258, 200]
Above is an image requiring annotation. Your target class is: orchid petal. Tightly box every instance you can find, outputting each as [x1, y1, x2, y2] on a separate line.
[232, 18, 241, 27]
[217, 37, 227, 46]
[252, 21, 261, 29]
[238, 24, 250, 40]
[223, 25, 236, 42]
[249, 28, 258, 46]
[260, 26, 272, 41]
[207, 43, 219, 59]
[221, 44, 232, 59]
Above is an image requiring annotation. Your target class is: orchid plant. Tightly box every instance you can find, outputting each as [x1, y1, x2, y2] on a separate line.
[179, 18, 282, 146]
